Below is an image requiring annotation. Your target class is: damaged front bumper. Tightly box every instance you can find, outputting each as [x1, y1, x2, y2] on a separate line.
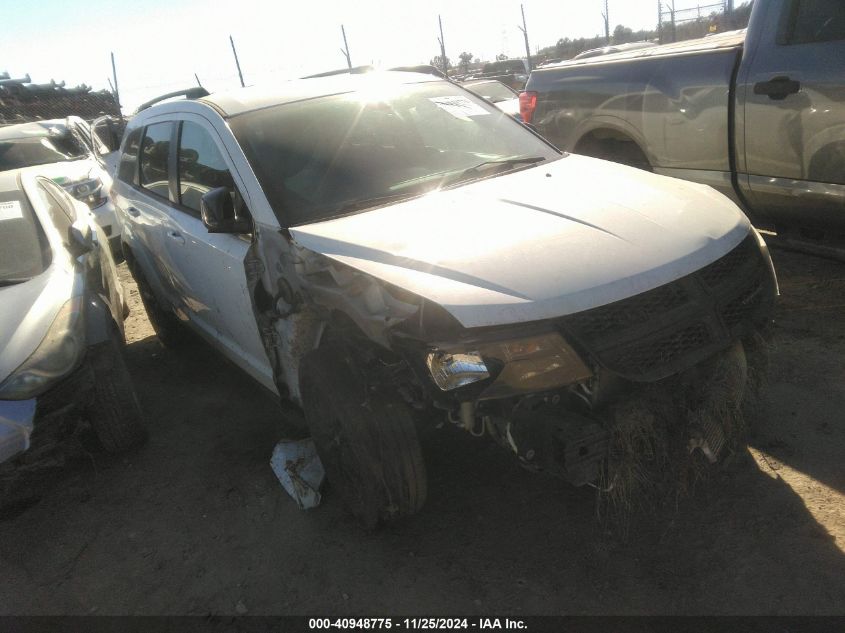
[414, 232, 776, 487]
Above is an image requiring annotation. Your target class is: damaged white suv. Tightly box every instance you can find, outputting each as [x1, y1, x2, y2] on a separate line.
[114, 72, 777, 526]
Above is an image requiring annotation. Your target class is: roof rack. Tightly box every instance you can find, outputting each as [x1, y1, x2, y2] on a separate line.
[135, 87, 210, 113]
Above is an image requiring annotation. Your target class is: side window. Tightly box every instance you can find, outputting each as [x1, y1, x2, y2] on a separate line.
[117, 128, 143, 184]
[177, 121, 235, 213]
[139, 122, 173, 199]
[784, 0, 845, 44]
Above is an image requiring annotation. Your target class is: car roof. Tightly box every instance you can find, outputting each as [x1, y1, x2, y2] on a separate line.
[195, 71, 443, 118]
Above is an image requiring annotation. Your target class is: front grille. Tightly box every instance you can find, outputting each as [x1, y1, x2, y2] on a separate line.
[559, 234, 773, 381]
[564, 281, 688, 339]
[611, 323, 711, 376]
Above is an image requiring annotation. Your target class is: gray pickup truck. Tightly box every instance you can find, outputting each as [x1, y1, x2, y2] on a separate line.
[522, 0, 845, 231]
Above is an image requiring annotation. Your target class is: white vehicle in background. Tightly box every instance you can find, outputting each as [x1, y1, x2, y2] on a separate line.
[112, 72, 776, 528]
[0, 117, 123, 254]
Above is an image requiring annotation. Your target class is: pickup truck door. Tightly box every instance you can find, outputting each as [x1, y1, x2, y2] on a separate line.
[739, 0, 845, 228]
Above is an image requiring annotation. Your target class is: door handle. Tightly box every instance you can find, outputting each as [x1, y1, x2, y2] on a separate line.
[126, 206, 140, 217]
[753, 76, 801, 101]
[166, 230, 186, 245]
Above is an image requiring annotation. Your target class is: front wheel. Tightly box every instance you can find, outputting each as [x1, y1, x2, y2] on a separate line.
[299, 346, 427, 528]
[87, 331, 147, 452]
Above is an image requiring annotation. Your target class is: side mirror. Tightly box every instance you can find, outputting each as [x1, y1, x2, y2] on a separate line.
[200, 187, 252, 234]
[68, 221, 94, 257]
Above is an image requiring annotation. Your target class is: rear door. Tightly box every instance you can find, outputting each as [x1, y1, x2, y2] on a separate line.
[739, 0, 845, 228]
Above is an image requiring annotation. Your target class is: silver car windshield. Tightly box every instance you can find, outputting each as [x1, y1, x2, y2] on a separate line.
[231, 81, 559, 226]
[0, 192, 51, 286]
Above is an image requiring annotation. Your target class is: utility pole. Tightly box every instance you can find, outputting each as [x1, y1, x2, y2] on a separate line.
[110, 52, 120, 112]
[437, 15, 448, 73]
[340, 25, 352, 70]
[602, 0, 610, 44]
[657, 1, 663, 44]
[671, 0, 677, 42]
[230, 35, 245, 87]
[517, 4, 532, 70]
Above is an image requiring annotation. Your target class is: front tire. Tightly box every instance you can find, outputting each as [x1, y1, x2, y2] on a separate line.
[87, 331, 147, 452]
[299, 346, 427, 528]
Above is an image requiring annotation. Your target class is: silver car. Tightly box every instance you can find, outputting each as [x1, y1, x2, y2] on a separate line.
[0, 168, 145, 466]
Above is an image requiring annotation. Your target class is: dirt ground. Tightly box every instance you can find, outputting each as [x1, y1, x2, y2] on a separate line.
[1, 247, 843, 616]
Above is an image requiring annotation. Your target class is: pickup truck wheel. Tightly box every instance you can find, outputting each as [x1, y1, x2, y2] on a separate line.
[299, 346, 427, 528]
[130, 263, 186, 348]
[87, 330, 147, 452]
[576, 135, 652, 172]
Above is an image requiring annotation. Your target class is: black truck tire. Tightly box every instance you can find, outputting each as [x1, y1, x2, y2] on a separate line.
[87, 332, 148, 452]
[298, 346, 427, 528]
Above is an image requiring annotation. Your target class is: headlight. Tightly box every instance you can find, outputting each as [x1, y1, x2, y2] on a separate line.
[425, 332, 592, 394]
[477, 332, 592, 398]
[426, 351, 490, 391]
[62, 177, 107, 209]
[0, 297, 86, 400]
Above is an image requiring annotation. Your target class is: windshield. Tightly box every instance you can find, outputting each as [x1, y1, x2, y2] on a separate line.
[464, 81, 516, 103]
[0, 128, 88, 171]
[231, 81, 559, 226]
[0, 191, 52, 286]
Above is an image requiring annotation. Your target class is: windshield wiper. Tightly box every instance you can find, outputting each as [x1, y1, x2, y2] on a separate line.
[0, 277, 30, 288]
[325, 193, 418, 219]
[444, 156, 547, 187]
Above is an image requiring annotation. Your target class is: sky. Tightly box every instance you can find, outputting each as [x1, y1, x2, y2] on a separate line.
[1, 0, 723, 111]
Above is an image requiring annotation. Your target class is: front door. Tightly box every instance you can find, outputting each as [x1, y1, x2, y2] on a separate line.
[740, 0, 845, 228]
[162, 116, 275, 392]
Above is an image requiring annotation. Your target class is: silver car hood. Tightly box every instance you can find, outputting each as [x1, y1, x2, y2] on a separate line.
[290, 154, 751, 329]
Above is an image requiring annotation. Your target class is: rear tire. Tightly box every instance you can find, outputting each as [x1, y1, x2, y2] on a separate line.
[299, 346, 427, 528]
[87, 331, 147, 452]
[129, 260, 186, 348]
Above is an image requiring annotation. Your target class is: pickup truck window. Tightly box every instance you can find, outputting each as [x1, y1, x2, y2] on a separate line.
[139, 123, 173, 200]
[784, 0, 845, 44]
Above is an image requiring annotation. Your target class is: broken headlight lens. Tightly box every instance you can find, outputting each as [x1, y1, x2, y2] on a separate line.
[476, 332, 592, 398]
[62, 177, 107, 209]
[425, 351, 490, 391]
[0, 296, 86, 400]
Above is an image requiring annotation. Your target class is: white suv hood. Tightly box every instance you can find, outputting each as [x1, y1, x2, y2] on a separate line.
[290, 154, 751, 329]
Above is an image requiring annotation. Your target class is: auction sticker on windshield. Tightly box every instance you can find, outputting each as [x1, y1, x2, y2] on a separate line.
[429, 96, 490, 120]
[0, 200, 23, 221]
